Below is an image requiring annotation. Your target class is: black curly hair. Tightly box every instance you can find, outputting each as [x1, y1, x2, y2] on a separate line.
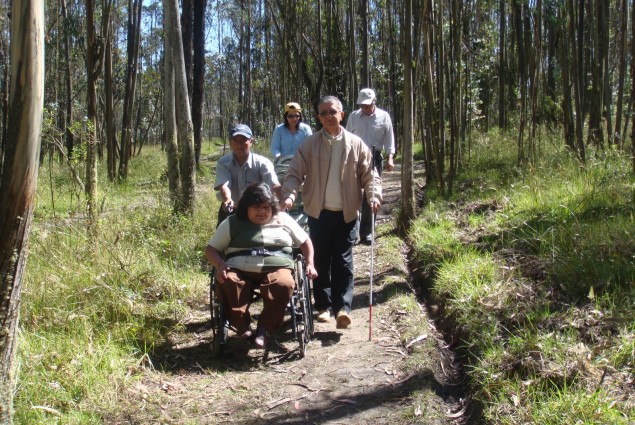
[235, 182, 280, 220]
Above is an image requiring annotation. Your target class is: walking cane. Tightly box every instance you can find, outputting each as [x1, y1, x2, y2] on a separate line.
[369, 145, 376, 341]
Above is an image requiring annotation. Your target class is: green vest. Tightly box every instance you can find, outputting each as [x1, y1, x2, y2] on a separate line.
[226, 215, 294, 271]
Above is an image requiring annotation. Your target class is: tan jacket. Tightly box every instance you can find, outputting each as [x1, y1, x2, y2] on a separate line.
[282, 128, 382, 223]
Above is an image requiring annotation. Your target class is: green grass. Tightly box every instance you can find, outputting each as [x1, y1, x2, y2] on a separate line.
[409, 133, 635, 422]
[16, 144, 217, 423]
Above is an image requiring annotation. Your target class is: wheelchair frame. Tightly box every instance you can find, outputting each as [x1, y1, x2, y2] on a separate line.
[209, 253, 314, 359]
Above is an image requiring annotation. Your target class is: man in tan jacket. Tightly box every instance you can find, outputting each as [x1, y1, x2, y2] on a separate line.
[282, 95, 381, 329]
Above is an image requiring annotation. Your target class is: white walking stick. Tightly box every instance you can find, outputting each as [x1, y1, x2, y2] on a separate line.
[369, 145, 376, 341]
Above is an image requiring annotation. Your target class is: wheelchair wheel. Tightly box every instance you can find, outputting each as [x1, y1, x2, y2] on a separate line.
[210, 271, 228, 358]
[294, 256, 312, 357]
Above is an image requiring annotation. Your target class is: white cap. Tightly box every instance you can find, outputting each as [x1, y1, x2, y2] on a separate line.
[356, 88, 376, 105]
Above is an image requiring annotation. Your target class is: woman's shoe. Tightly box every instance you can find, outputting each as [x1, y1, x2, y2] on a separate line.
[253, 327, 267, 348]
[239, 327, 253, 340]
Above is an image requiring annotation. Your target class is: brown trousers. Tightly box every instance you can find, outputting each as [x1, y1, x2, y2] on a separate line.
[219, 268, 295, 333]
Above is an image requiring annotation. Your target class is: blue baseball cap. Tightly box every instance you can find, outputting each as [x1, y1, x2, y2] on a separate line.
[229, 124, 253, 139]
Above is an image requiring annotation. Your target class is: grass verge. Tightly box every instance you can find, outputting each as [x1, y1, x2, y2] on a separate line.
[410, 132, 635, 423]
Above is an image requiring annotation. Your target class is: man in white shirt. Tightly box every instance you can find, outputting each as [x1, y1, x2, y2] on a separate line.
[346, 88, 395, 244]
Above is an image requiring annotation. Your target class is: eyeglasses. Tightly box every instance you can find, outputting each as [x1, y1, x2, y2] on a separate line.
[319, 109, 340, 117]
[287, 114, 301, 119]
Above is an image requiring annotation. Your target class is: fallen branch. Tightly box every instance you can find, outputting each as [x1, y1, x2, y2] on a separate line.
[31, 406, 61, 416]
[406, 333, 428, 349]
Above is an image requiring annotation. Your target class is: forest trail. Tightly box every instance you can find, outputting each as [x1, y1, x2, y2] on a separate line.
[113, 163, 468, 424]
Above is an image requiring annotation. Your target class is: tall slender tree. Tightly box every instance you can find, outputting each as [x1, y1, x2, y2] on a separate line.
[614, 0, 628, 148]
[85, 0, 110, 234]
[118, 0, 142, 180]
[0, 1, 44, 421]
[400, 0, 415, 231]
[192, 0, 207, 166]
[164, 0, 196, 214]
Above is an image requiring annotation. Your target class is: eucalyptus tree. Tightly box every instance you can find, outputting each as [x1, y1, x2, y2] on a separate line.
[631, 0, 635, 172]
[447, 0, 463, 193]
[0, 1, 44, 421]
[567, 0, 586, 163]
[359, 0, 369, 87]
[421, 0, 444, 193]
[118, 0, 142, 180]
[164, 0, 196, 214]
[586, 0, 609, 148]
[614, 0, 628, 148]
[60, 0, 76, 157]
[192, 0, 207, 165]
[400, 0, 415, 232]
[498, 0, 507, 129]
[85, 0, 111, 233]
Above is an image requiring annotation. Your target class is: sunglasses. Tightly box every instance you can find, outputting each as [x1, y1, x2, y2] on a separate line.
[287, 114, 301, 119]
[319, 109, 340, 117]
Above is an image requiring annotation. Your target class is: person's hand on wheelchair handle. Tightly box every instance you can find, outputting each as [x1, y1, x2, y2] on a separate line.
[222, 201, 234, 214]
[282, 196, 294, 211]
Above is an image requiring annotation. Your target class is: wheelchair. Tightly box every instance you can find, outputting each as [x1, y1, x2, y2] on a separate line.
[209, 253, 314, 359]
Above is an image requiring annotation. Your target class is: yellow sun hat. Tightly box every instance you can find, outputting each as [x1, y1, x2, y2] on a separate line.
[284, 102, 302, 113]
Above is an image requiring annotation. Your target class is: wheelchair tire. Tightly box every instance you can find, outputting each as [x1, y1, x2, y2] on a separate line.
[210, 271, 228, 359]
[294, 256, 312, 357]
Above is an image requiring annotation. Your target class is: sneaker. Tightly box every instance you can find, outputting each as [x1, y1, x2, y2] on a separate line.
[336, 311, 351, 329]
[317, 310, 331, 323]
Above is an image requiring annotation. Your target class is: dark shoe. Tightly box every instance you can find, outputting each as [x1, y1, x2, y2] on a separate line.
[253, 327, 267, 348]
[361, 234, 373, 245]
[239, 327, 253, 340]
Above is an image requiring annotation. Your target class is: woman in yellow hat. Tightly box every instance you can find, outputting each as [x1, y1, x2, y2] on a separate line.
[270, 102, 313, 159]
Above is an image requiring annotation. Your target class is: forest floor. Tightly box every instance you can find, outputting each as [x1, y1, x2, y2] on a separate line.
[110, 163, 470, 424]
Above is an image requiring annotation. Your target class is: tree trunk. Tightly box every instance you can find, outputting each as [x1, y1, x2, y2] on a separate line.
[437, 0, 446, 179]
[631, 0, 635, 172]
[118, 0, 141, 180]
[192, 0, 206, 166]
[557, 4, 575, 150]
[164, 3, 181, 209]
[85, 0, 100, 234]
[0, 1, 44, 421]
[348, 0, 357, 107]
[165, 0, 196, 214]
[498, 0, 506, 128]
[104, 13, 116, 181]
[181, 0, 193, 98]
[588, 0, 606, 148]
[400, 0, 415, 232]
[513, 0, 527, 164]
[614, 0, 627, 148]
[422, 0, 444, 194]
[60, 0, 75, 158]
[448, 0, 462, 194]
[568, 0, 586, 163]
[360, 0, 369, 87]
[529, 0, 542, 160]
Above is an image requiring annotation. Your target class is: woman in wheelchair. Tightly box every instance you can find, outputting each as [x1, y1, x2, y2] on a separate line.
[205, 182, 317, 348]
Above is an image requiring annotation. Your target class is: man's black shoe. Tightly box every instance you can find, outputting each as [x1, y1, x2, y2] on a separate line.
[361, 234, 373, 245]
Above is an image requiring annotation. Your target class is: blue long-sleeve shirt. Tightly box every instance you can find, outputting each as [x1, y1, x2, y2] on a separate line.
[270, 122, 313, 158]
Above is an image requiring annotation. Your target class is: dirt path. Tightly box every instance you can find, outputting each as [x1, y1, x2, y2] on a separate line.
[114, 164, 469, 424]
